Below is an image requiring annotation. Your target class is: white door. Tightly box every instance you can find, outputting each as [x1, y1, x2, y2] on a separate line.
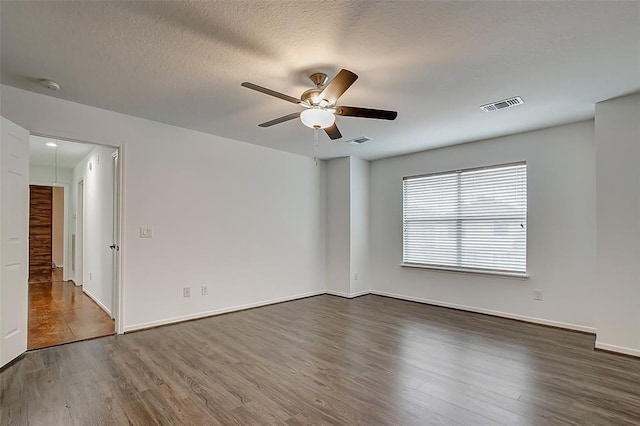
[110, 151, 120, 322]
[0, 117, 29, 368]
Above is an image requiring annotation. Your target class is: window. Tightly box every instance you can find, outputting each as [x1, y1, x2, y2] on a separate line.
[403, 162, 527, 276]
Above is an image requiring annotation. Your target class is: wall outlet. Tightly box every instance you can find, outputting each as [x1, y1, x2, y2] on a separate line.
[201, 285, 208, 296]
[534, 289, 543, 301]
[183, 287, 191, 298]
[354, 272, 358, 281]
[89, 272, 92, 280]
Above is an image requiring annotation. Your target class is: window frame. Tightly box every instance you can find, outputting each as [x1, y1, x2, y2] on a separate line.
[401, 161, 528, 279]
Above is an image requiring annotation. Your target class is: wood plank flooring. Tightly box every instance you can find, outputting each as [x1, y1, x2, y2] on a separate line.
[28, 280, 115, 350]
[2, 295, 640, 425]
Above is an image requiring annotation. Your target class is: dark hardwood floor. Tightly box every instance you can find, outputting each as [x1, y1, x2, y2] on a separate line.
[28, 280, 115, 350]
[2, 294, 639, 425]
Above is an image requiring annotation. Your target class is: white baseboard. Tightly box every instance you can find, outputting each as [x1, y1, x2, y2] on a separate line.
[124, 289, 325, 333]
[595, 341, 640, 358]
[370, 290, 597, 334]
[82, 288, 112, 318]
[123, 288, 599, 341]
[325, 290, 370, 299]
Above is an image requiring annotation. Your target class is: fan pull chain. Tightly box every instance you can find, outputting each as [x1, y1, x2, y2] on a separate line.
[313, 128, 319, 166]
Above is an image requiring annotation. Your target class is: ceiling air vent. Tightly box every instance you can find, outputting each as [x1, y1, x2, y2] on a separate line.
[346, 136, 371, 145]
[480, 96, 524, 112]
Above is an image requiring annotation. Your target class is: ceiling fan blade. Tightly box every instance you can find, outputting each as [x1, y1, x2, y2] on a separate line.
[318, 69, 358, 104]
[241, 82, 301, 104]
[258, 112, 300, 127]
[335, 106, 398, 120]
[324, 123, 342, 140]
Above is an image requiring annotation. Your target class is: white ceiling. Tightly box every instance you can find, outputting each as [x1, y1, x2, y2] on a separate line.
[30, 135, 94, 168]
[1, 1, 638, 160]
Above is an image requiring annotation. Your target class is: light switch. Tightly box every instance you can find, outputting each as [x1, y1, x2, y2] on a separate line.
[140, 226, 153, 238]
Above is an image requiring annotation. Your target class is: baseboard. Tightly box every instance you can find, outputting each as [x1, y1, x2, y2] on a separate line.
[325, 290, 370, 299]
[122, 288, 598, 339]
[370, 290, 597, 334]
[123, 289, 326, 333]
[82, 288, 112, 318]
[595, 341, 640, 358]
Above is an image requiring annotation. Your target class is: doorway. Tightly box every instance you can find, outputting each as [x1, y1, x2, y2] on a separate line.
[27, 135, 121, 350]
[28, 185, 54, 283]
[27, 185, 66, 283]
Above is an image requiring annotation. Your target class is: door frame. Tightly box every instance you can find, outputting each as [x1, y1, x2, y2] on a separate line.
[29, 132, 125, 334]
[77, 180, 84, 286]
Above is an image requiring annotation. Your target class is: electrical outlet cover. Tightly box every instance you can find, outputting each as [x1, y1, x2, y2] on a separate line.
[140, 226, 153, 238]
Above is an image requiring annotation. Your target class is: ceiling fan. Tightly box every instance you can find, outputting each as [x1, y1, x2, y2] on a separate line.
[241, 69, 398, 140]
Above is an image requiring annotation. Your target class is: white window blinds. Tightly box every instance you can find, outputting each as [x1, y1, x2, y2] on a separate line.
[403, 162, 527, 274]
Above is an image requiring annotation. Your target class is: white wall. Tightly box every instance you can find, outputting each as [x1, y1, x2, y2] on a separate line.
[325, 156, 370, 296]
[1, 85, 327, 332]
[30, 164, 72, 184]
[370, 121, 597, 331]
[52, 186, 64, 267]
[350, 157, 369, 294]
[72, 145, 116, 315]
[326, 157, 351, 295]
[595, 93, 640, 356]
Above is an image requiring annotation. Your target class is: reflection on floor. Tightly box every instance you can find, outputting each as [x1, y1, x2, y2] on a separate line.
[28, 280, 115, 350]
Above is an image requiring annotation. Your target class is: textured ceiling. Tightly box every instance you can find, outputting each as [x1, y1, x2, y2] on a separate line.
[1, 1, 639, 160]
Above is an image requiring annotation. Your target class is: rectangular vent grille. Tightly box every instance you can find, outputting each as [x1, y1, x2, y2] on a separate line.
[347, 136, 371, 144]
[480, 96, 524, 112]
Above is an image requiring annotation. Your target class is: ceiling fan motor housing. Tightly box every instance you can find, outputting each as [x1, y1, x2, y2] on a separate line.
[302, 73, 330, 106]
[301, 88, 323, 105]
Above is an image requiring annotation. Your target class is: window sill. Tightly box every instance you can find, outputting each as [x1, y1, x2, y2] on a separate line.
[400, 263, 530, 280]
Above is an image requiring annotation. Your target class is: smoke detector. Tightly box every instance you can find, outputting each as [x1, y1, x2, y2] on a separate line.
[346, 136, 371, 145]
[480, 96, 524, 112]
[40, 79, 61, 91]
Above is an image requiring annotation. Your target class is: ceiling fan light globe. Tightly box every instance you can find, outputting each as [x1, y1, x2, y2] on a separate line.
[300, 108, 335, 129]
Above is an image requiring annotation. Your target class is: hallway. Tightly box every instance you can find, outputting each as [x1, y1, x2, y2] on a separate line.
[28, 280, 114, 350]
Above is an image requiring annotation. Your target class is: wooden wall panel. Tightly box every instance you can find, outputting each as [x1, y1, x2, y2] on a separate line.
[29, 185, 52, 283]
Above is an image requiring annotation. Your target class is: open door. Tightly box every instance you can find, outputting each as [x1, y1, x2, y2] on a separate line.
[110, 151, 120, 322]
[0, 117, 29, 368]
